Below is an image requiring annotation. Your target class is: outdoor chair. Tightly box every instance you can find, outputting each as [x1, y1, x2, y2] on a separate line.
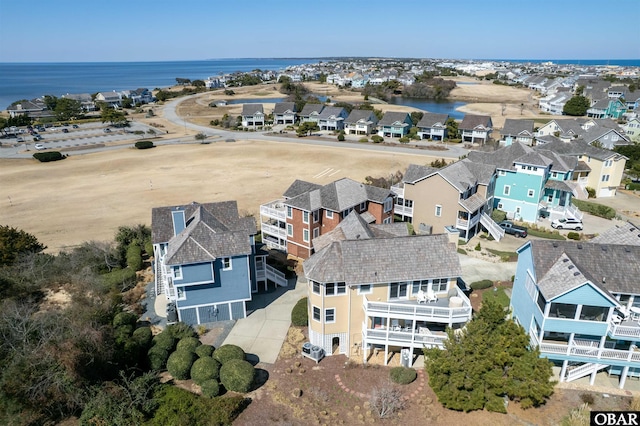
[426, 288, 438, 303]
[416, 290, 427, 304]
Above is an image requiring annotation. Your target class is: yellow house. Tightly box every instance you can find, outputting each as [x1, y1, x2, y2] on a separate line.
[303, 213, 468, 365]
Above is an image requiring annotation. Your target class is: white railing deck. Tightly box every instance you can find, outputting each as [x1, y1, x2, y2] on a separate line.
[565, 362, 608, 382]
[530, 332, 640, 363]
[260, 201, 287, 221]
[390, 184, 404, 198]
[265, 264, 288, 287]
[480, 212, 505, 241]
[610, 323, 640, 339]
[394, 204, 414, 217]
[362, 321, 448, 348]
[261, 223, 287, 239]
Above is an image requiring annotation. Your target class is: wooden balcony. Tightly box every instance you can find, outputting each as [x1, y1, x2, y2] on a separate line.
[530, 331, 640, 364]
[260, 200, 287, 221]
[362, 322, 448, 349]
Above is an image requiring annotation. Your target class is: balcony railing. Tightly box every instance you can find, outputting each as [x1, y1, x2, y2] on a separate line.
[260, 201, 287, 221]
[362, 322, 448, 349]
[394, 204, 414, 217]
[530, 331, 640, 363]
[261, 223, 287, 239]
[390, 184, 404, 198]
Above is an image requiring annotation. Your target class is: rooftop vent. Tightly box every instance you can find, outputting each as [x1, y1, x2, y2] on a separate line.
[568, 265, 575, 269]
[577, 244, 583, 249]
[562, 258, 569, 262]
[601, 246, 608, 251]
[552, 242, 559, 248]
[573, 271, 581, 276]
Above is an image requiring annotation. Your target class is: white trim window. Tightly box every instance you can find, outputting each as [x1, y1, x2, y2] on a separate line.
[313, 227, 320, 238]
[358, 284, 372, 294]
[172, 266, 183, 280]
[313, 210, 319, 223]
[435, 205, 442, 217]
[222, 257, 232, 271]
[497, 203, 503, 209]
[312, 306, 321, 322]
[326, 210, 333, 219]
[303, 229, 310, 242]
[527, 189, 535, 198]
[359, 201, 366, 211]
[498, 170, 506, 176]
[431, 278, 448, 292]
[286, 206, 293, 218]
[287, 223, 293, 236]
[384, 197, 393, 213]
[602, 174, 610, 182]
[312, 281, 320, 295]
[383, 216, 392, 224]
[325, 308, 335, 323]
[604, 159, 612, 167]
[176, 287, 186, 301]
[326, 282, 346, 296]
[503, 185, 511, 196]
[303, 211, 309, 224]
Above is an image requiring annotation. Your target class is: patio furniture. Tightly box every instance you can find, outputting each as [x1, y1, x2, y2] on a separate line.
[416, 290, 427, 304]
[630, 307, 640, 321]
[426, 288, 438, 303]
[449, 296, 463, 308]
[391, 319, 401, 331]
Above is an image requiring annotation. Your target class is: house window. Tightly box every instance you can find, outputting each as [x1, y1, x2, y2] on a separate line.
[383, 216, 392, 224]
[604, 160, 612, 167]
[326, 210, 333, 219]
[313, 227, 320, 238]
[173, 266, 182, 280]
[389, 282, 408, 299]
[303, 229, 309, 242]
[536, 292, 546, 313]
[358, 284, 372, 294]
[359, 202, 366, 211]
[431, 278, 448, 292]
[303, 211, 309, 224]
[579, 305, 607, 322]
[222, 257, 232, 271]
[326, 282, 346, 296]
[527, 189, 535, 198]
[503, 185, 511, 196]
[412, 280, 429, 293]
[325, 308, 335, 323]
[286, 206, 293, 218]
[384, 198, 393, 213]
[498, 170, 506, 176]
[549, 302, 577, 319]
[312, 281, 320, 295]
[533, 167, 538, 171]
[602, 174, 610, 182]
[287, 224, 293, 236]
[176, 287, 186, 301]
[497, 203, 503, 209]
[435, 205, 442, 217]
[313, 210, 319, 223]
[552, 172, 558, 178]
[312, 306, 321, 322]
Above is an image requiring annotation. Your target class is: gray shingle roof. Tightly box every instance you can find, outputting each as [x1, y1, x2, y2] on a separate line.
[242, 104, 264, 115]
[459, 114, 492, 130]
[591, 222, 640, 246]
[535, 138, 622, 162]
[304, 234, 462, 285]
[530, 240, 640, 298]
[468, 141, 554, 171]
[500, 119, 534, 137]
[378, 112, 411, 127]
[282, 179, 322, 199]
[273, 102, 296, 114]
[403, 164, 438, 184]
[459, 192, 487, 212]
[151, 201, 256, 265]
[285, 178, 391, 212]
[438, 159, 496, 191]
[416, 113, 448, 128]
[345, 109, 377, 125]
[318, 106, 346, 120]
[299, 104, 324, 116]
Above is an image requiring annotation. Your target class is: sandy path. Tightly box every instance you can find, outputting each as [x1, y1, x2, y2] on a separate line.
[0, 141, 427, 252]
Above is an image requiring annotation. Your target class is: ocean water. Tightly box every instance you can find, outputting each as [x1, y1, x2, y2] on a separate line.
[0, 58, 318, 110]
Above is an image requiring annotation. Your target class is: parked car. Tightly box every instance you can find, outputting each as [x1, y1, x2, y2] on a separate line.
[551, 218, 583, 230]
[62, 128, 69, 133]
[104, 128, 111, 133]
[33, 135, 43, 141]
[34, 143, 45, 150]
[72, 124, 79, 128]
[498, 221, 528, 238]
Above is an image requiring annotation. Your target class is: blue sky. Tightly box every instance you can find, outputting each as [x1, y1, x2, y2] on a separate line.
[1, 0, 638, 62]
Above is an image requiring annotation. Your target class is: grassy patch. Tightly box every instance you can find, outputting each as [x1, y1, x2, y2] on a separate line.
[482, 287, 510, 309]
[527, 228, 566, 240]
[572, 199, 616, 219]
[485, 248, 518, 262]
[457, 248, 467, 255]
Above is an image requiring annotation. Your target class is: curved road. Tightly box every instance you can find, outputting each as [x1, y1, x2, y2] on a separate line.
[1, 93, 471, 159]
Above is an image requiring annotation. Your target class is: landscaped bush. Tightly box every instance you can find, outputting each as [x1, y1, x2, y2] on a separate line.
[337, 133, 345, 141]
[167, 322, 197, 339]
[148, 345, 170, 370]
[113, 325, 134, 345]
[474, 242, 481, 251]
[398, 136, 410, 143]
[33, 151, 65, 162]
[585, 187, 596, 198]
[491, 209, 507, 223]
[152, 330, 177, 352]
[572, 199, 616, 219]
[134, 140, 154, 149]
[167, 349, 197, 380]
[200, 379, 221, 398]
[126, 244, 143, 270]
[567, 231, 581, 240]
[190, 356, 221, 385]
[113, 311, 138, 328]
[195, 344, 215, 358]
[132, 326, 153, 348]
[101, 267, 137, 290]
[213, 344, 246, 365]
[144, 239, 154, 258]
[291, 297, 308, 326]
[176, 336, 201, 353]
[470, 279, 493, 290]
[390, 367, 417, 384]
[526, 228, 566, 240]
[371, 135, 384, 143]
[359, 137, 368, 143]
[219, 359, 255, 393]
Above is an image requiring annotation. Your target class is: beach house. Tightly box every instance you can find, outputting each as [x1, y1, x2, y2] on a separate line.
[344, 109, 378, 135]
[151, 201, 267, 325]
[511, 238, 640, 389]
[458, 114, 493, 144]
[303, 215, 470, 364]
[273, 102, 297, 125]
[317, 106, 348, 131]
[500, 118, 535, 146]
[259, 178, 395, 259]
[299, 104, 324, 124]
[241, 104, 265, 128]
[415, 113, 449, 141]
[377, 112, 412, 138]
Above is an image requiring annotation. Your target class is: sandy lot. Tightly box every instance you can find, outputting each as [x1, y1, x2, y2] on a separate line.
[0, 141, 425, 252]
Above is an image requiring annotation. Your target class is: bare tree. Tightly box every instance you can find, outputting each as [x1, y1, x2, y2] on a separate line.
[369, 384, 406, 418]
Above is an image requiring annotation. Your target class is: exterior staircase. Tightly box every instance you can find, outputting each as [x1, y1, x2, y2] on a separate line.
[155, 256, 166, 296]
[480, 213, 505, 241]
[565, 362, 609, 382]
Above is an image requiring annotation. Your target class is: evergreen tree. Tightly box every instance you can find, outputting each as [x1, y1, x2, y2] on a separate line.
[563, 96, 590, 116]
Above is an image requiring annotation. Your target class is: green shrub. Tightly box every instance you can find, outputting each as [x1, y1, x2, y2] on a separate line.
[213, 344, 246, 365]
[398, 136, 410, 143]
[33, 151, 65, 162]
[114, 325, 134, 345]
[167, 349, 197, 380]
[567, 232, 581, 240]
[627, 182, 640, 190]
[526, 228, 566, 240]
[572, 199, 616, 219]
[220, 359, 255, 393]
[491, 209, 507, 223]
[457, 248, 467, 255]
[371, 135, 384, 143]
[126, 244, 143, 270]
[195, 344, 215, 358]
[176, 336, 201, 353]
[585, 187, 596, 198]
[470, 279, 493, 290]
[390, 367, 417, 384]
[132, 326, 153, 348]
[152, 330, 177, 352]
[144, 240, 154, 258]
[101, 267, 137, 290]
[113, 311, 138, 328]
[148, 345, 170, 370]
[474, 242, 481, 251]
[190, 357, 221, 385]
[359, 137, 368, 143]
[134, 140, 155, 149]
[337, 133, 345, 141]
[200, 379, 221, 398]
[167, 322, 197, 339]
[291, 297, 308, 326]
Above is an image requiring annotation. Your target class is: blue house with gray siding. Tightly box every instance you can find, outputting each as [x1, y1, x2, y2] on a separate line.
[511, 239, 640, 389]
[152, 201, 266, 325]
